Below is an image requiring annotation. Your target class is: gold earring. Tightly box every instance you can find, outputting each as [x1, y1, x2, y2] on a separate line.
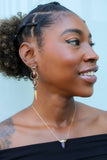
[30, 67, 38, 99]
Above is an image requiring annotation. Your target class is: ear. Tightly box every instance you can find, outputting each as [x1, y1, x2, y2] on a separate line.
[19, 42, 37, 68]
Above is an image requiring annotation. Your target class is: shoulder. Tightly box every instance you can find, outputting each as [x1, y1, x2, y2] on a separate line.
[0, 118, 15, 150]
[76, 101, 107, 133]
[76, 101, 107, 116]
[97, 109, 107, 129]
[0, 106, 36, 150]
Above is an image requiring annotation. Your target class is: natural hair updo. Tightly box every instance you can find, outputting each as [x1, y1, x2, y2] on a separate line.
[0, 2, 71, 80]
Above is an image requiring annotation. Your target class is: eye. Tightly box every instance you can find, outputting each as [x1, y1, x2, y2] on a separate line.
[65, 39, 80, 46]
[89, 42, 95, 47]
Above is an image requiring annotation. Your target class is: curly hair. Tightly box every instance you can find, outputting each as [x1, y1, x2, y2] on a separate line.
[0, 2, 72, 80]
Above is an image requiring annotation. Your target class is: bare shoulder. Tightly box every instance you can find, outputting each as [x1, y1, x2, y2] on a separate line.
[98, 109, 107, 128]
[0, 106, 38, 150]
[0, 118, 15, 150]
[12, 106, 34, 126]
[0, 106, 32, 150]
[76, 101, 107, 133]
[76, 101, 107, 115]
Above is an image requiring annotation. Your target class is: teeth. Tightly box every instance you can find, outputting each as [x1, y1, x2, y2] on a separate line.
[80, 71, 95, 76]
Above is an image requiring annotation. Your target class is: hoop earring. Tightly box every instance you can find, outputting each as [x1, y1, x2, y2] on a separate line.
[30, 67, 38, 99]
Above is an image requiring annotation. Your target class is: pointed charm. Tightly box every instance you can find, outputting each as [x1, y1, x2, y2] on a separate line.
[60, 139, 66, 149]
[35, 90, 37, 100]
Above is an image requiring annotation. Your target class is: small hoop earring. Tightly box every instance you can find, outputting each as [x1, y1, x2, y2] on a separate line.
[30, 67, 38, 99]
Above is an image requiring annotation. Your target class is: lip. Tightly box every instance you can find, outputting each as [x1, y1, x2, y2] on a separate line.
[79, 75, 97, 84]
[79, 65, 98, 84]
[79, 65, 98, 74]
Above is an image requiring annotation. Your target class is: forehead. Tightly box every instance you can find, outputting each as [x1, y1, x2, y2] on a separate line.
[44, 12, 90, 37]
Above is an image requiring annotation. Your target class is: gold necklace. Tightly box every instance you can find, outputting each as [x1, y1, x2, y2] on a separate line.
[32, 102, 76, 149]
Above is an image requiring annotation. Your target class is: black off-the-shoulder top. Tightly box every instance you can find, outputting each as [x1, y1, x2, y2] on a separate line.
[0, 134, 107, 160]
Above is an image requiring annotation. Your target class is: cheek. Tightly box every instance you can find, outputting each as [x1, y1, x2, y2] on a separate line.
[44, 41, 80, 66]
[38, 45, 80, 84]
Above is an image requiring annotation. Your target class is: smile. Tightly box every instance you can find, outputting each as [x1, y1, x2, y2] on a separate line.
[79, 66, 98, 84]
[80, 71, 95, 76]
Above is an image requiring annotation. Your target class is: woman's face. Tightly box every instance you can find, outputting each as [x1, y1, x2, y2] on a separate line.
[35, 12, 99, 97]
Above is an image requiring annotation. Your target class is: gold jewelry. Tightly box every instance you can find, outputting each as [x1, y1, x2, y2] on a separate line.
[32, 102, 76, 149]
[30, 67, 38, 99]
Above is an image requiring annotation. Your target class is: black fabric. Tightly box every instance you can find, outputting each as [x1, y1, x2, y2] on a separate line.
[0, 134, 107, 160]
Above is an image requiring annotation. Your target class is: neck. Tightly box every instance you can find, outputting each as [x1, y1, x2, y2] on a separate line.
[32, 86, 75, 127]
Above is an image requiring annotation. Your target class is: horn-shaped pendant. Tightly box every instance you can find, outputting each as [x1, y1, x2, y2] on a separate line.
[60, 139, 67, 149]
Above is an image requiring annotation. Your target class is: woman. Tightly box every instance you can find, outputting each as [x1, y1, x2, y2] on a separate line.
[0, 1, 107, 159]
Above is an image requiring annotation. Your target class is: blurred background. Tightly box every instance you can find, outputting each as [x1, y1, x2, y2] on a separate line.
[0, 0, 107, 122]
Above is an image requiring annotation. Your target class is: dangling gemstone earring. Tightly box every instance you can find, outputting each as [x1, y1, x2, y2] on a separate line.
[30, 67, 38, 100]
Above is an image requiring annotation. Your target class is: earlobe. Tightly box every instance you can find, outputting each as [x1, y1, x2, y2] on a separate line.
[19, 42, 37, 68]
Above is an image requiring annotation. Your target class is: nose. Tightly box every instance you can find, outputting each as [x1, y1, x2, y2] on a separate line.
[83, 45, 99, 63]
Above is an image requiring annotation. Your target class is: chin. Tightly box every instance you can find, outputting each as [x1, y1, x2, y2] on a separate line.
[79, 90, 94, 97]
[75, 87, 94, 97]
[79, 93, 93, 98]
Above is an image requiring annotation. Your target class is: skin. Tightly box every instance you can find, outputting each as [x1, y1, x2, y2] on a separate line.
[0, 12, 107, 150]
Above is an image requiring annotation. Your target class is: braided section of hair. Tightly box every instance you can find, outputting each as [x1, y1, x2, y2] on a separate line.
[0, 13, 30, 79]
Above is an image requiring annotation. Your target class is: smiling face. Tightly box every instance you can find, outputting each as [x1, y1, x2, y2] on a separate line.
[31, 12, 99, 97]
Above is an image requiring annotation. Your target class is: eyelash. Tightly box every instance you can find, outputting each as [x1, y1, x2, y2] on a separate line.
[90, 42, 95, 47]
[65, 39, 95, 47]
[66, 39, 80, 46]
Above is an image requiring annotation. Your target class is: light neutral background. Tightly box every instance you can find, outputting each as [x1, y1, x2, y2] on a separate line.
[0, 0, 107, 122]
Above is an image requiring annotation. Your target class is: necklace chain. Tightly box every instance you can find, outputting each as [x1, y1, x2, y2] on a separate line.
[32, 102, 76, 143]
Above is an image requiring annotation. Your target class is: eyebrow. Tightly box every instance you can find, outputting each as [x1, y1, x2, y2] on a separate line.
[60, 28, 92, 38]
